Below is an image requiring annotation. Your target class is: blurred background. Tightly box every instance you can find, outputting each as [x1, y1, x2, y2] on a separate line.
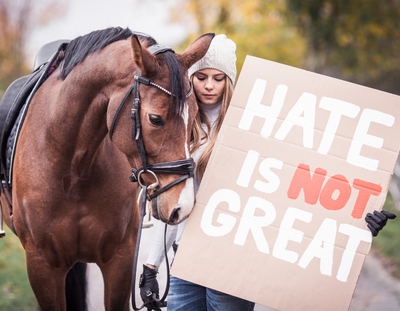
[2, 0, 400, 96]
[1, 0, 400, 309]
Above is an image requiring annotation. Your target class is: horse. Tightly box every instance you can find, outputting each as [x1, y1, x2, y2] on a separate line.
[0, 27, 214, 311]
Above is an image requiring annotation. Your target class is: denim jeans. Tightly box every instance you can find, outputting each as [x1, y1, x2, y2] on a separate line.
[167, 275, 255, 311]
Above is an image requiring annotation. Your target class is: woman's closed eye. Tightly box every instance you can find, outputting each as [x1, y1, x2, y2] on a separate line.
[213, 74, 226, 82]
[195, 75, 225, 82]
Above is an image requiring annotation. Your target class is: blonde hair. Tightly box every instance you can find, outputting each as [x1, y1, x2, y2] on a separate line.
[190, 75, 234, 180]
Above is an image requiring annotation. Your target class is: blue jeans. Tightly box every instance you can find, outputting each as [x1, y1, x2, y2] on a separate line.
[167, 275, 255, 311]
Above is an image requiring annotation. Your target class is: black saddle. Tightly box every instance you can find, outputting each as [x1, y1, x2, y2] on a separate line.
[0, 40, 70, 188]
[33, 39, 71, 71]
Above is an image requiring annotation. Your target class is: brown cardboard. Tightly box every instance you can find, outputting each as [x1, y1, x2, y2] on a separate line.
[171, 56, 400, 311]
[389, 153, 400, 210]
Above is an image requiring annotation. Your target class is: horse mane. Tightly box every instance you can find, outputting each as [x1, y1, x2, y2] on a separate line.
[60, 27, 186, 119]
[60, 27, 156, 79]
[164, 51, 186, 120]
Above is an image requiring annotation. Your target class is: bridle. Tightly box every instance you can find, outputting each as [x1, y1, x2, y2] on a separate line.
[109, 43, 195, 310]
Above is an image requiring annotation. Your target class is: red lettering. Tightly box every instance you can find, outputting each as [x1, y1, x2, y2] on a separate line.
[287, 164, 327, 205]
[288, 163, 381, 219]
[319, 175, 351, 211]
[352, 179, 382, 219]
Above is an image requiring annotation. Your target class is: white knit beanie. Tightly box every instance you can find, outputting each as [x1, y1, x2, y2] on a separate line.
[188, 34, 237, 84]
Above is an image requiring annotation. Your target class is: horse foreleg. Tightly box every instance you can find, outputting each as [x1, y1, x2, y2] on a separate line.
[99, 255, 134, 311]
[25, 249, 68, 311]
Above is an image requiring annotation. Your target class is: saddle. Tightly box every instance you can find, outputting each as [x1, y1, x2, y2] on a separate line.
[0, 40, 70, 201]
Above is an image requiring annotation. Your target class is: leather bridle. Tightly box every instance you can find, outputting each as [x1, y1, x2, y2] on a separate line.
[109, 43, 195, 310]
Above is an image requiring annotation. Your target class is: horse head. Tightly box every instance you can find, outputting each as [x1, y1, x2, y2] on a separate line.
[110, 33, 214, 225]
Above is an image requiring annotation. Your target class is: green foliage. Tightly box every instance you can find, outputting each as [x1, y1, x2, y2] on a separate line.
[0, 227, 37, 310]
[172, 0, 307, 77]
[0, 0, 31, 92]
[372, 192, 400, 278]
[0, 0, 67, 94]
[172, 0, 400, 95]
[284, 0, 400, 94]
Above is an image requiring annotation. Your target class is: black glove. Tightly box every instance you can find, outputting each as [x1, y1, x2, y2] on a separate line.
[365, 210, 396, 237]
[139, 265, 162, 311]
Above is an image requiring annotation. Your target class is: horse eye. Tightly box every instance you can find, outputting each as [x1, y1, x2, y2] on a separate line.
[148, 114, 165, 126]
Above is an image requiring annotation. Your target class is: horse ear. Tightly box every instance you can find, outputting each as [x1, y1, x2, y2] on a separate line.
[176, 33, 215, 71]
[130, 35, 159, 76]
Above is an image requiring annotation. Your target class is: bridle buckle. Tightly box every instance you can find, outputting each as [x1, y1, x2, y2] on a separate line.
[137, 170, 159, 191]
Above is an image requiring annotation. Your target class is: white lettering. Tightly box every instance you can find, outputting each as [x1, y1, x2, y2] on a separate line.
[318, 97, 360, 155]
[236, 150, 260, 188]
[234, 197, 276, 254]
[273, 207, 313, 263]
[275, 92, 316, 148]
[298, 218, 337, 276]
[238, 80, 287, 138]
[337, 224, 372, 282]
[347, 109, 395, 171]
[255, 158, 283, 193]
[201, 189, 240, 237]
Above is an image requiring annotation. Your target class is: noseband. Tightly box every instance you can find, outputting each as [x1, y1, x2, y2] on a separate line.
[109, 43, 195, 310]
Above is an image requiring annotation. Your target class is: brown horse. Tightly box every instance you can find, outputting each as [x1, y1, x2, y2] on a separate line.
[0, 27, 213, 311]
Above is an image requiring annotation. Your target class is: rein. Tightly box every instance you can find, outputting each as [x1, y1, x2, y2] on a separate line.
[109, 43, 194, 310]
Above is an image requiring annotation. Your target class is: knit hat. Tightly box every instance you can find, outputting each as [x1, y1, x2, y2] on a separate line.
[188, 34, 237, 84]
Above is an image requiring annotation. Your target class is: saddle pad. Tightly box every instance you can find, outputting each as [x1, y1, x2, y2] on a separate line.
[0, 76, 30, 136]
[0, 68, 45, 177]
[0, 42, 67, 187]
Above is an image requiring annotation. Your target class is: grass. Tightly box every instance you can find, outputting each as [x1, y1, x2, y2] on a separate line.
[0, 226, 37, 310]
[371, 191, 400, 278]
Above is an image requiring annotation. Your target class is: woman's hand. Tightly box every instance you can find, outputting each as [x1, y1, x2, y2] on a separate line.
[365, 210, 396, 237]
[139, 264, 162, 311]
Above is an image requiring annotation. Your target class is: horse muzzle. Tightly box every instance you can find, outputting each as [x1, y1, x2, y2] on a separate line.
[149, 176, 195, 225]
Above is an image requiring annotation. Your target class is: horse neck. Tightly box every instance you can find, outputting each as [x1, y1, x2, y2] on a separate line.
[41, 61, 132, 174]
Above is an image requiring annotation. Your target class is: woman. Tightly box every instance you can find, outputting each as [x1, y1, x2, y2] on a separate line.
[139, 34, 396, 311]
[140, 34, 255, 311]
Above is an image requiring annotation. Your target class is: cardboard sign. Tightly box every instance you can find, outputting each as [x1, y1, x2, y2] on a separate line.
[171, 56, 400, 311]
[389, 153, 400, 210]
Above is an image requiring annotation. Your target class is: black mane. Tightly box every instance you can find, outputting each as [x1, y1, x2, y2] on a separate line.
[61, 27, 157, 79]
[61, 27, 186, 118]
[164, 52, 186, 119]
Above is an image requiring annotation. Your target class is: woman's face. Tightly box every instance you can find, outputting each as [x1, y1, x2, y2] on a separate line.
[192, 68, 226, 105]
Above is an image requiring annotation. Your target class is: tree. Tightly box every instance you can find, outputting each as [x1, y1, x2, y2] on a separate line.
[171, 0, 307, 77]
[0, 0, 66, 95]
[284, 0, 400, 94]
[170, 0, 400, 95]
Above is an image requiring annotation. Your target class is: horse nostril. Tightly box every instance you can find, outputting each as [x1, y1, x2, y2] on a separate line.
[169, 208, 181, 224]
